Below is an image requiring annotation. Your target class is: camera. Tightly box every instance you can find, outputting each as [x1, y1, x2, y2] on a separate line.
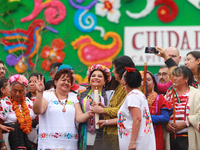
[145, 47, 159, 54]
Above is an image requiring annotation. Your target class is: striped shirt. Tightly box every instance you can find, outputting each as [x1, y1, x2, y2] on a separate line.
[168, 90, 189, 134]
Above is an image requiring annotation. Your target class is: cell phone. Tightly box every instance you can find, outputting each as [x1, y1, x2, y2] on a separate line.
[145, 47, 159, 54]
[17, 146, 27, 150]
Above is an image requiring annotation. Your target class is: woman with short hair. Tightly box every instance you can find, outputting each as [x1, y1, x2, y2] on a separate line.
[33, 67, 92, 149]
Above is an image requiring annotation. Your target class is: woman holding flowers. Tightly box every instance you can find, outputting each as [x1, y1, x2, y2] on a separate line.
[0, 74, 36, 150]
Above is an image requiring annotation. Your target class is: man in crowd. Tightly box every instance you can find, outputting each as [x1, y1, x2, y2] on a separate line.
[157, 65, 169, 84]
[165, 46, 181, 65]
[49, 62, 62, 80]
[0, 60, 6, 79]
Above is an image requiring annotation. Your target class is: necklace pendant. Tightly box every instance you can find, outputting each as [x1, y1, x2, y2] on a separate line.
[62, 107, 66, 112]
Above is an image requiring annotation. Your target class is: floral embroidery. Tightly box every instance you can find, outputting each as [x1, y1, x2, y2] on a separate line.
[54, 132, 59, 138]
[5, 101, 12, 105]
[192, 81, 199, 88]
[54, 100, 59, 105]
[128, 91, 139, 96]
[118, 112, 129, 138]
[67, 101, 73, 105]
[42, 133, 46, 138]
[143, 107, 152, 134]
[39, 132, 78, 140]
[0, 106, 3, 111]
[95, 0, 121, 23]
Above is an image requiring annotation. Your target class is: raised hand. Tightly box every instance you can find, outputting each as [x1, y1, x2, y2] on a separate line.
[155, 46, 170, 61]
[35, 75, 45, 93]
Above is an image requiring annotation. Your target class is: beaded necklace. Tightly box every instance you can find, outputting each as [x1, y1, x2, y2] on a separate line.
[55, 91, 68, 112]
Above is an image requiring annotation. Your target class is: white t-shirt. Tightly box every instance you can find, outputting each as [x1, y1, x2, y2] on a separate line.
[117, 89, 156, 150]
[38, 91, 79, 150]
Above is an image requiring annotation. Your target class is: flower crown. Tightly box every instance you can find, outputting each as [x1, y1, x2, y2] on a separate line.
[87, 64, 111, 82]
[8, 74, 28, 87]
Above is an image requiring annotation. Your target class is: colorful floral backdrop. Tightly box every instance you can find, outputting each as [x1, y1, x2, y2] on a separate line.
[0, 0, 199, 82]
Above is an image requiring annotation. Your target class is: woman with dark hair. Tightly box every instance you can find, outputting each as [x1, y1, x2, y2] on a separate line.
[27, 73, 45, 101]
[0, 79, 9, 99]
[184, 51, 200, 89]
[90, 56, 135, 149]
[164, 66, 200, 150]
[33, 67, 92, 149]
[78, 64, 113, 150]
[141, 71, 172, 150]
[97, 67, 156, 150]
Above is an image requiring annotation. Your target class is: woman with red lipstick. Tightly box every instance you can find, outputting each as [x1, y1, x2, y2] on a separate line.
[78, 64, 114, 150]
[164, 66, 200, 150]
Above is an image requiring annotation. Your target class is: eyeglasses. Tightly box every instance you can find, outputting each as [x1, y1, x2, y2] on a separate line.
[157, 72, 168, 77]
[0, 67, 5, 71]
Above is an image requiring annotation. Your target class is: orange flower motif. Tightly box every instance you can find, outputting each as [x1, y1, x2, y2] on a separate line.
[41, 39, 66, 71]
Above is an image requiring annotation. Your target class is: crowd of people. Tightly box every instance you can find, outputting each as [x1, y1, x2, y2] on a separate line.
[0, 46, 200, 150]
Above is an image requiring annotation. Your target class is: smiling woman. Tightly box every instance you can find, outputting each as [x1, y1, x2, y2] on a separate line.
[78, 64, 114, 150]
[33, 66, 92, 150]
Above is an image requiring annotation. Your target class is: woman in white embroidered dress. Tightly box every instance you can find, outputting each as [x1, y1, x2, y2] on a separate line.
[97, 67, 156, 150]
[33, 67, 93, 150]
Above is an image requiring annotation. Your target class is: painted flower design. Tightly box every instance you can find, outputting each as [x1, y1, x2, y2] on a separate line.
[41, 39, 66, 71]
[95, 0, 121, 23]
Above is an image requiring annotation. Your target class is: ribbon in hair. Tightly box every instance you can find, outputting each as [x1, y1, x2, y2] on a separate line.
[125, 67, 135, 73]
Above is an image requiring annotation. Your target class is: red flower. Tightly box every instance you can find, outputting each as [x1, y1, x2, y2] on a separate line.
[28, 104, 32, 109]
[54, 132, 59, 138]
[5, 101, 12, 105]
[41, 39, 65, 71]
[42, 133, 46, 138]
[0, 106, 3, 111]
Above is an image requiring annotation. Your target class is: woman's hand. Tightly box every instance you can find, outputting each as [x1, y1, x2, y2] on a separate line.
[128, 142, 136, 150]
[172, 122, 187, 132]
[91, 105, 104, 114]
[96, 120, 106, 127]
[35, 76, 45, 93]
[155, 46, 170, 61]
[98, 102, 107, 108]
[197, 122, 200, 133]
[165, 122, 175, 133]
[0, 124, 14, 132]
